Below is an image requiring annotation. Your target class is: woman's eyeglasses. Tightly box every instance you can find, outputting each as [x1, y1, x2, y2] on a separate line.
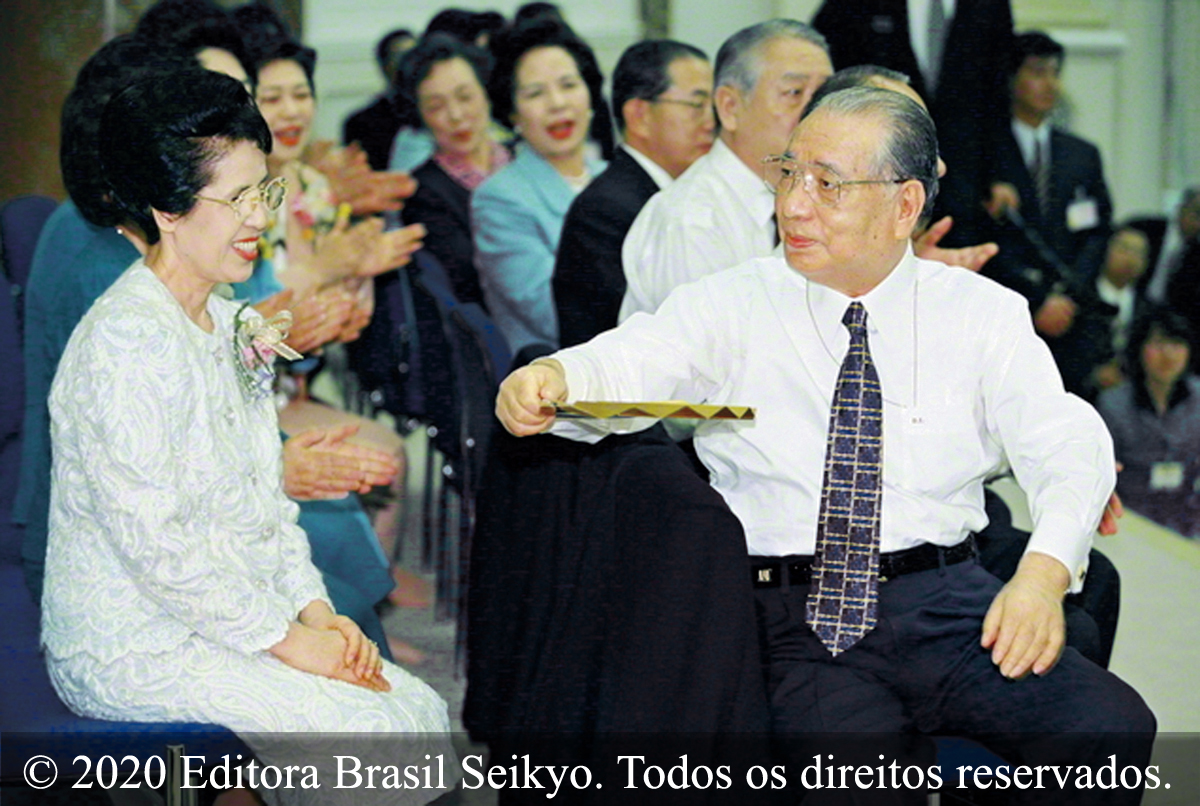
[196, 176, 288, 219]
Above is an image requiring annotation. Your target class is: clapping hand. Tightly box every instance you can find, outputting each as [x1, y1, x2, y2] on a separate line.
[282, 424, 400, 500]
[308, 140, 418, 216]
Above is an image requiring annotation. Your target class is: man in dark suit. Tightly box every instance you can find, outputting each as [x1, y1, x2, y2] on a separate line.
[981, 31, 1113, 396]
[812, 0, 1013, 248]
[342, 29, 417, 171]
[553, 40, 714, 348]
[1143, 187, 1200, 303]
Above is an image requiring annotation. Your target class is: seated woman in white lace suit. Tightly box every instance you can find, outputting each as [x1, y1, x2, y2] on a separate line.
[41, 69, 455, 805]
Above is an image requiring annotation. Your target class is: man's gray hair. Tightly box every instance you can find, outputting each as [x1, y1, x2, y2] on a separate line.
[803, 85, 940, 220]
[714, 19, 828, 95]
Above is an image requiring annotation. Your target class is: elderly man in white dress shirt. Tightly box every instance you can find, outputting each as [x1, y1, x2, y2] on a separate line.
[498, 86, 1154, 804]
[619, 19, 833, 321]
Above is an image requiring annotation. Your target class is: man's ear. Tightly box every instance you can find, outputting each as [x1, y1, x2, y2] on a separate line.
[893, 180, 927, 239]
[622, 97, 651, 142]
[714, 84, 740, 132]
[151, 207, 182, 236]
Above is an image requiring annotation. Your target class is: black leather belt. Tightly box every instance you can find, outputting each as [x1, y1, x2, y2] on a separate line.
[750, 537, 977, 589]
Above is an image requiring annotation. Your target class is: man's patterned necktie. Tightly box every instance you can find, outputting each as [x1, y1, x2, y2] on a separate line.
[805, 301, 884, 655]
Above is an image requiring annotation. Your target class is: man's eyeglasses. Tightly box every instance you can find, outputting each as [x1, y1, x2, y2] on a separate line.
[650, 96, 712, 119]
[196, 176, 288, 219]
[761, 155, 906, 207]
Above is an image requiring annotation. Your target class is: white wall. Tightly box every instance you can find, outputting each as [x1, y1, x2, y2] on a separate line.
[302, 0, 1195, 217]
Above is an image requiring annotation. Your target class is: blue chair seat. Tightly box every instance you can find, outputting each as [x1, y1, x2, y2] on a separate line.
[0, 563, 246, 783]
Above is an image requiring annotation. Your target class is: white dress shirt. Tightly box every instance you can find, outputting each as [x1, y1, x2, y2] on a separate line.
[620, 137, 777, 321]
[908, 0, 958, 86]
[551, 249, 1113, 592]
[1096, 275, 1137, 349]
[622, 143, 674, 191]
[1146, 225, 1185, 304]
[1012, 118, 1052, 172]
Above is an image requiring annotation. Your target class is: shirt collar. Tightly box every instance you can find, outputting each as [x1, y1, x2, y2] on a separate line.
[804, 245, 919, 407]
[1096, 275, 1132, 308]
[621, 144, 673, 190]
[1012, 118, 1052, 165]
[710, 137, 777, 229]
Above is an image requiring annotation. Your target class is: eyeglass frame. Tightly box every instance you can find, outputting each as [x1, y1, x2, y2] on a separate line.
[761, 154, 908, 207]
[195, 176, 288, 219]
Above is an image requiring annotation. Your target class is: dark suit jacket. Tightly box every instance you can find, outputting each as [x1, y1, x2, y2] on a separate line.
[1166, 239, 1200, 355]
[342, 93, 410, 172]
[553, 147, 661, 348]
[403, 159, 486, 308]
[812, 0, 1014, 246]
[982, 125, 1113, 311]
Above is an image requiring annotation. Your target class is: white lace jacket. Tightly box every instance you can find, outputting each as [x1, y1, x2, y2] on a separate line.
[41, 261, 328, 664]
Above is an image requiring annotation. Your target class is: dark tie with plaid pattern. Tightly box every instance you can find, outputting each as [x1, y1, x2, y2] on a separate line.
[805, 301, 884, 655]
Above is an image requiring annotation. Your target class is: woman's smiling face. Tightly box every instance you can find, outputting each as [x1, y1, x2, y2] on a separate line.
[510, 46, 591, 163]
[255, 58, 314, 165]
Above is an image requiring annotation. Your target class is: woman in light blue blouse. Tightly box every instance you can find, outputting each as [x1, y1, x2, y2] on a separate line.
[471, 17, 609, 363]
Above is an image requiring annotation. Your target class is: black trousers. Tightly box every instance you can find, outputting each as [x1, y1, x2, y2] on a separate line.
[755, 558, 1156, 805]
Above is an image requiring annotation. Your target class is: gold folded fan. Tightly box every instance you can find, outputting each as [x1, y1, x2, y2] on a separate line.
[549, 400, 756, 421]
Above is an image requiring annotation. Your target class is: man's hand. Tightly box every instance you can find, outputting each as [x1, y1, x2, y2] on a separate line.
[981, 552, 1070, 679]
[496, 360, 568, 436]
[1098, 465, 1125, 537]
[282, 424, 400, 500]
[913, 215, 999, 272]
[1033, 293, 1077, 338]
[984, 182, 1021, 220]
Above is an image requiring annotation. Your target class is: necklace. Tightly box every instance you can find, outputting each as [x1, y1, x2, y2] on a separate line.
[560, 166, 591, 191]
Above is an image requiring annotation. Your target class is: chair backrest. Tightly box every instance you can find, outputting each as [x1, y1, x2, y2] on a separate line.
[0, 195, 54, 566]
[0, 270, 24, 565]
[411, 252, 510, 478]
[1, 195, 58, 340]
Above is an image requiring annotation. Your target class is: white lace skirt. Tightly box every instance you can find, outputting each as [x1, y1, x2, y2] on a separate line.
[47, 638, 459, 805]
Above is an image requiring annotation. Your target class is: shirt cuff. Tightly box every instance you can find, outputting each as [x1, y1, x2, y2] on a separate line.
[1024, 511, 1092, 594]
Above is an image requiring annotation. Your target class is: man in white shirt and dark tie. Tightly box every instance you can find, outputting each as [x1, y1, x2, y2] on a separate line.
[982, 31, 1113, 374]
[496, 86, 1154, 803]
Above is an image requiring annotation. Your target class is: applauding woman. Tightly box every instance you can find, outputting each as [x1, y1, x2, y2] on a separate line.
[41, 70, 453, 804]
[400, 33, 511, 308]
[471, 18, 609, 361]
